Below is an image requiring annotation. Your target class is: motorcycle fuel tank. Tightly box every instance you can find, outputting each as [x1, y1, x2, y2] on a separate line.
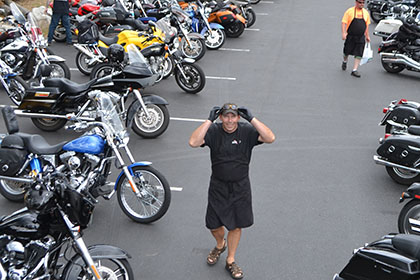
[62, 134, 105, 155]
[377, 134, 420, 167]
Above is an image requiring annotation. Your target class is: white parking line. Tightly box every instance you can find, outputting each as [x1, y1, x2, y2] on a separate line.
[70, 68, 78, 71]
[206, 76, 236, 81]
[245, 28, 260, 32]
[170, 187, 183, 192]
[170, 117, 206, 122]
[256, 13, 269, 16]
[261, 0, 274, 3]
[219, 48, 250, 52]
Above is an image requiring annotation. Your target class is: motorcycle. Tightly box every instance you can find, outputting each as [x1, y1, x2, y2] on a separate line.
[224, 0, 256, 28]
[205, 0, 247, 37]
[373, 4, 418, 40]
[397, 182, 420, 234]
[0, 82, 171, 223]
[0, 58, 28, 105]
[379, 98, 420, 134]
[368, 0, 419, 23]
[378, 15, 420, 74]
[0, 171, 134, 280]
[92, 20, 206, 94]
[333, 233, 420, 280]
[2, 4, 70, 85]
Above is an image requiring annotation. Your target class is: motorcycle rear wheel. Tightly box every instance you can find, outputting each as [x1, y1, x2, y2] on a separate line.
[174, 63, 206, 94]
[132, 103, 170, 138]
[76, 52, 96, 76]
[53, 24, 67, 42]
[225, 22, 245, 38]
[398, 200, 420, 235]
[117, 165, 171, 223]
[381, 46, 405, 74]
[181, 37, 206, 62]
[0, 179, 27, 202]
[31, 117, 67, 132]
[386, 166, 420, 185]
[204, 28, 226, 50]
[7, 76, 28, 105]
[50, 61, 71, 79]
[245, 8, 256, 27]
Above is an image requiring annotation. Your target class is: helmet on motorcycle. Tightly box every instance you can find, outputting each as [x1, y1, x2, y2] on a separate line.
[107, 44, 125, 63]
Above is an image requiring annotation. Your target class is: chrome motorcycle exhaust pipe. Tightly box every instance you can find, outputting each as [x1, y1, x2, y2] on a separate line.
[380, 53, 420, 70]
[0, 263, 5, 280]
[373, 155, 420, 173]
[0, 175, 34, 184]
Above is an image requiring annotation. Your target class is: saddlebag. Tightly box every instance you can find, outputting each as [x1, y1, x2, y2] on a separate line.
[77, 20, 99, 44]
[377, 135, 420, 167]
[0, 135, 27, 176]
[339, 246, 420, 279]
[96, 7, 118, 24]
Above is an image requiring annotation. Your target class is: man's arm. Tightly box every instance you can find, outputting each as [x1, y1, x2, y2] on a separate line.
[365, 24, 370, 42]
[250, 118, 275, 144]
[45, 0, 51, 13]
[189, 120, 212, 148]
[341, 22, 347, 40]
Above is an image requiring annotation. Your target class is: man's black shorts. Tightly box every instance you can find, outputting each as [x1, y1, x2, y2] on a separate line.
[343, 35, 365, 58]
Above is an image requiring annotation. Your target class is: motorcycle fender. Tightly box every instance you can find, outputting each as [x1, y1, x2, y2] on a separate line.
[114, 162, 152, 190]
[46, 55, 66, 62]
[236, 14, 247, 24]
[61, 244, 131, 279]
[386, 106, 420, 127]
[209, 22, 224, 30]
[187, 32, 205, 40]
[126, 97, 169, 128]
[405, 183, 420, 198]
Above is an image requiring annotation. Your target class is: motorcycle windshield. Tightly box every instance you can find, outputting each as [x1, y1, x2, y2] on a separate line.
[172, 6, 190, 22]
[155, 18, 176, 42]
[27, 12, 42, 43]
[10, 3, 26, 25]
[126, 44, 149, 66]
[96, 92, 126, 139]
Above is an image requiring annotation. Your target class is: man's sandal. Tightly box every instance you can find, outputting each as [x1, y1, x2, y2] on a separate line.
[225, 261, 244, 279]
[206, 239, 227, 265]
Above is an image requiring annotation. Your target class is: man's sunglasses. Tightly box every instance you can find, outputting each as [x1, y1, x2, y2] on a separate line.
[222, 104, 238, 110]
[357, 1, 365, 3]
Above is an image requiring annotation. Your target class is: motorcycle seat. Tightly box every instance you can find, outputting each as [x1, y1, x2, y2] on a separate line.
[15, 133, 67, 155]
[393, 234, 420, 259]
[43, 78, 98, 95]
[98, 33, 119, 46]
[408, 125, 420, 135]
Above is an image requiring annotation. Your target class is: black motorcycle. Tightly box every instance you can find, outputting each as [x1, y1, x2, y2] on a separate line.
[379, 99, 420, 134]
[378, 16, 420, 75]
[0, 171, 134, 280]
[398, 182, 420, 234]
[334, 233, 420, 279]
[368, 0, 419, 23]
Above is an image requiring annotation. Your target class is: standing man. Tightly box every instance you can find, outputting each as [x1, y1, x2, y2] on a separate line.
[45, 0, 72, 45]
[341, 0, 371, 78]
[189, 103, 275, 279]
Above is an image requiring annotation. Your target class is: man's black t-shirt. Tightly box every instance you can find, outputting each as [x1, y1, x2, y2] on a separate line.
[204, 122, 261, 182]
[52, 0, 69, 14]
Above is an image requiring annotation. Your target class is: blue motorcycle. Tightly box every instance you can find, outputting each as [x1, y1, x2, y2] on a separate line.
[0, 87, 171, 223]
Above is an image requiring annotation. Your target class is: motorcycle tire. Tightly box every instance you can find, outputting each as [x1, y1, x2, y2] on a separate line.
[117, 165, 171, 223]
[90, 63, 114, 79]
[53, 24, 67, 42]
[225, 21, 246, 38]
[174, 63, 206, 94]
[386, 166, 420, 185]
[181, 37, 206, 62]
[132, 103, 170, 138]
[75, 52, 96, 76]
[7, 76, 28, 105]
[204, 28, 226, 50]
[163, 57, 174, 79]
[50, 61, 71, 79]
[0, 179, 28, 202]
[370, 10, 384, 24]
[398, 199, 420, 235]
[31, 117, 67, 132]
[249, 0, 261, 4]
[381, 46, 405, 74]
[62, 254, 134, 280]
[245, 8, 256, 28]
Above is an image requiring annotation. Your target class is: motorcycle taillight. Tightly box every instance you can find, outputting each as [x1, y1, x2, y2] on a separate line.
[398, 98, 407, 104]
[384, 133, 391, 139]
[383, 107, 388, 113]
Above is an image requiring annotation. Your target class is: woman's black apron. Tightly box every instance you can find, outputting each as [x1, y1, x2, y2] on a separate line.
[344, 8, 366, 57]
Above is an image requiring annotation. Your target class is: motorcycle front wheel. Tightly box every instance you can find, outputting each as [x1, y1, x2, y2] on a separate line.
[398, 200, 420, 235]
[386, 166, 420, 185]
[245, 8, 256, 27]
[117, 165, 171, 223]
[76, 52, 97, 76]
[225, 21, 246, 38]
[132, 103, 170, 138]
[31, 117, 67, 132]
[204, 28, 226, 50]
[0, 179, 28, 202]
[174, 63, 206, 94]
[63, 255, 134, 280]
[381, 46, 405, 74]
[49, 61, 71, 79]
[163, 57, 174, 79]
[6, 76, 28, 105]
[181, 37, 206, 62]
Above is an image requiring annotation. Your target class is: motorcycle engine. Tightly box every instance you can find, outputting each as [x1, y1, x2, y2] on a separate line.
[0, 53, 21, 68]
[0, 235, 54, 280]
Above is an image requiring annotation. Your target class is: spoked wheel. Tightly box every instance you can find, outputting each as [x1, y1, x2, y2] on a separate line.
[225, 22, 245, 38]
[163, 57, 174, 79]
[7, 76, 28, 105]
[31, 117, 67, 132]
[0, 179, 28, 202]
[63, 255, 134, 280]
[117, 165, 171, 223]
[76, 52, 98, 76]
[398, 200, 420, 235]
[132, 103, 170, 138]
[381, 46, 405, 74]
[90, 63, 115, 79]
[53, 24, 66, 42]
[49, 62, 71, 79]
[204, 28, 226, 50]
[386, 166, 420, 185]
[181, 37, 206, 62]
[174, 63, 206, 94]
